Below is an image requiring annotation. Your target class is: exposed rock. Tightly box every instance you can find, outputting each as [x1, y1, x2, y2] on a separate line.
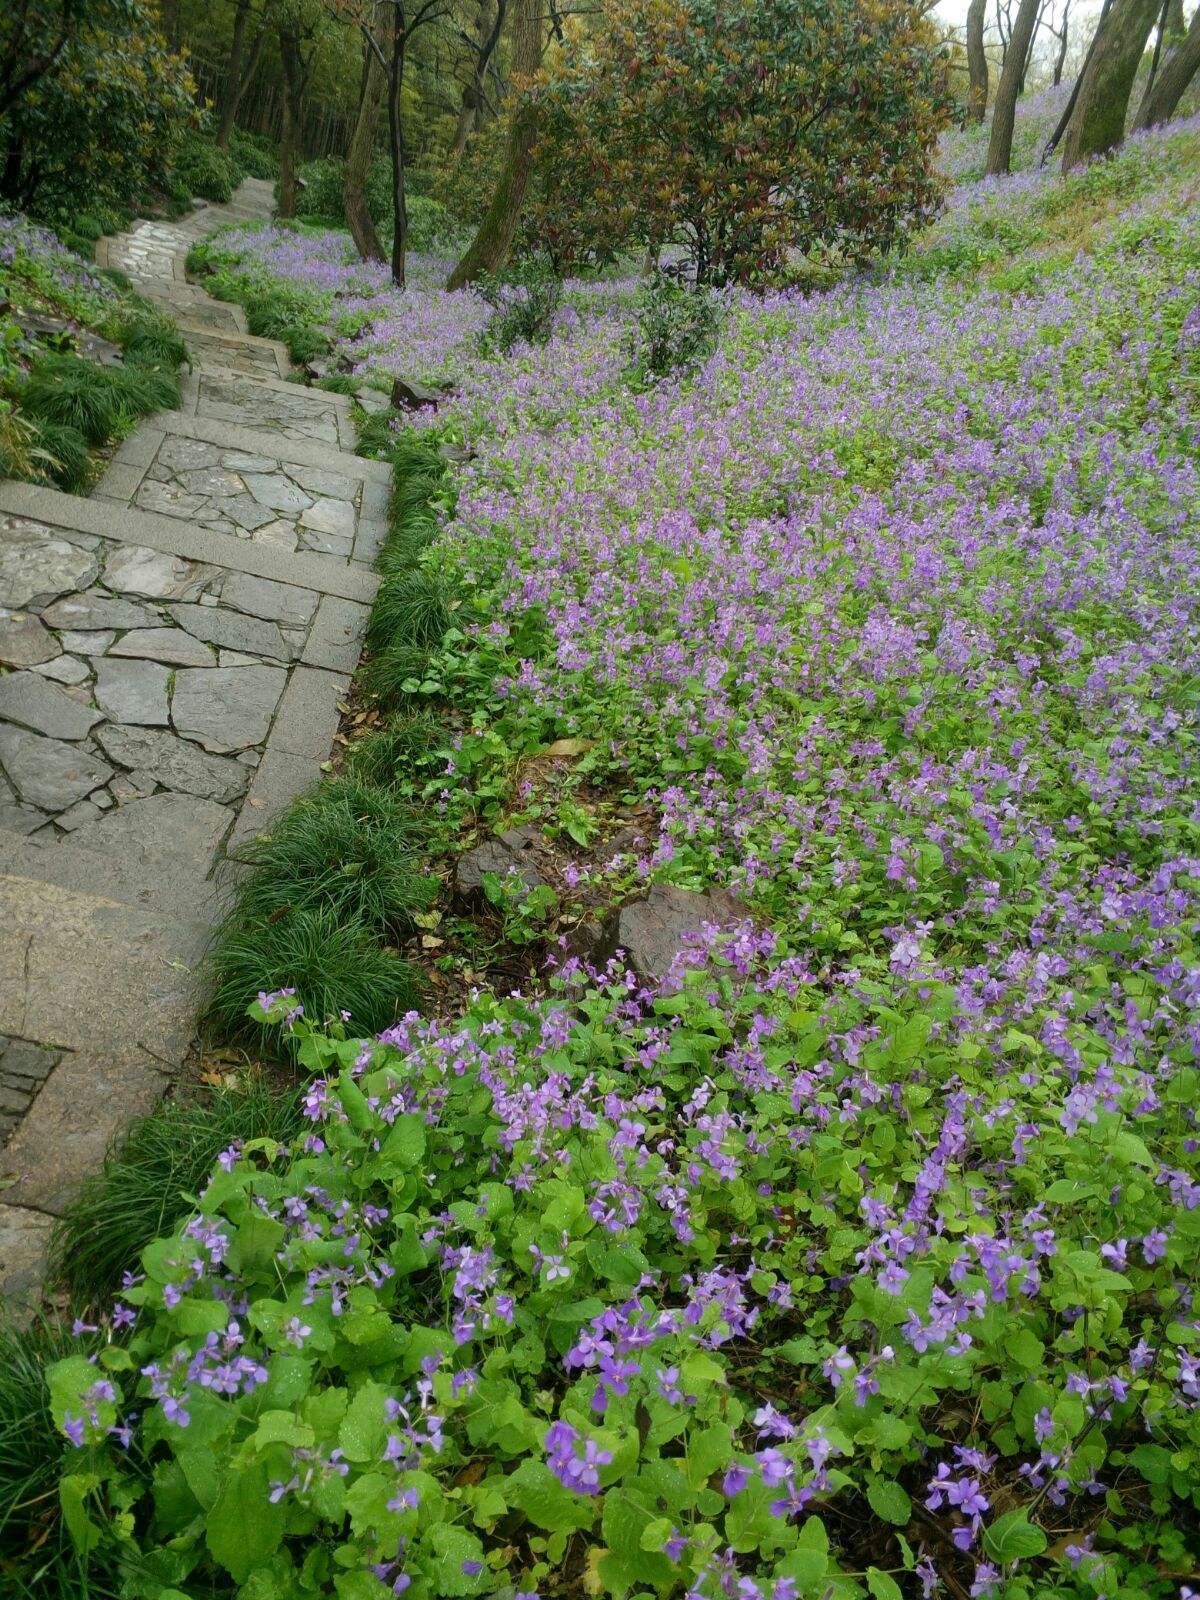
[176, 467, 246, 498]
[135, 481, 209, 520]
[0, 671, 103, 741]
[59, 630, 113, 654]
[0, 525, 99, 609]
[0, 726, 112, 811]
[242, 472, 311, 515]
[455, 827, 545, 902]
[0, 610, 59, 668]
[224, 495, 278, 533]
[93, 658, 172, 725]
[391, 376, 442, 411]
[95, 724, 249, 803]
[590, 883, 752, 987]
[300, 496, 356, 539]
[293, 466, 357, 500]
[109, 628, 214, 667]
[156, 437, 220, 471]
[170, 664, 286, 752]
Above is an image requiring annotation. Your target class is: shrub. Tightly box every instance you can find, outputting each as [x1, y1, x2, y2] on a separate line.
[28, 419, 92, 492]
[116, 314, 189, 372]
[478, 252, 563, 353]
[173, 133, 241, 203]
[228, 128, 279, 180]
[4, 10, 199, 224]
[534, 0, 951, 283]
[626, 268, 724, 379]
[48, 1079, 305, 1304]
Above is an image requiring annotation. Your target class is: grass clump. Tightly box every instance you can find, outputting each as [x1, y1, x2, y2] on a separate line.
[203, 778, 433, 1047]
[366, 567, 455, 653]
[49, 1079, 304, 1303]
[344, 712, 441, 788]
[0, 1316, 105, 1599]
[204, 901, 423, 1045]
[17, 354, 178, 446]
[28, 419, 92, 492]
[227, 776, 435, 935]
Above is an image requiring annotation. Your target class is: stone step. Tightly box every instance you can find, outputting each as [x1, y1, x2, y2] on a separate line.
[0, 792, 236, 923]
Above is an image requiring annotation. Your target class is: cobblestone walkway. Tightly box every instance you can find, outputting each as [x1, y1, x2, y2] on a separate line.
[0, 181, 383, 1306]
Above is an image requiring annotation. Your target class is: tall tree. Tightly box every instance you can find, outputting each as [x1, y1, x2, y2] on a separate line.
[1133, 0, 1200, 126]
[445, 0, 541, 289]
[984, 0, 1040, 173]
[353, 0, 453, 286]
[966, 0, 989, 121]
[1048, 0, 1071, 83]
[277, 15, 315, 216]
[343, 0, 388, 261]
[448, 0, 506, 160]
[1060, 0, 1161, 168]
[217, 0, 273, 148]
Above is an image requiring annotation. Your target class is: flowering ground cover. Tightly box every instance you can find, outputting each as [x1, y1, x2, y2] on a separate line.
[47, 107, 1200, 1600]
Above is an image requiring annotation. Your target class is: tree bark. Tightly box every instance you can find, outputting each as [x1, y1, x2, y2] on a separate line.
[1052, 0, 1071, 82]
[344, 1, 388, 261]
[449, 0, 506, 160]
[1133, 0, 1200, 125]
[1060, 0, 1161, 168]
[1165, 0, 1185, 33]
[446, 0, 542, 289]
[985, 0, 1041, 172]
[218, 6, 270, 149]
[277, 24, 304, 218]
[386, 3, 409, 288]
[966, 0, 989, 121]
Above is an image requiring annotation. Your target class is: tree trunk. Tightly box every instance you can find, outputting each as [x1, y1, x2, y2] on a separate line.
[387, 5, 409, 288]
[985, 0, 1041, 172]
[966, 0, 989, 120]
[218, 0, 252, 148]
[278, 26, 303, 218]
[446, 0, 542, 289]
[1052, 3, 1070, 82]
[345, 3, 388, 262]
[1165, 0, 1185, 32]
[1061, 0, 1162, 168]
[219, 14, 270, 149]
[449, 0, 506, 161]
[1133, 0, 1200, 125]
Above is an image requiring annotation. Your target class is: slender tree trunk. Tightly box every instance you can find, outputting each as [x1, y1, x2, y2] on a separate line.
[1052, 3, 1070, 82]
[278, 26, 303, 218]
[387, 5, 409, 288]
[1165, 0, 1185, 33]
[985, 0, 1041, 172]
[219, 18, 270, 148]
[966, 0, 989, 120]
[446, 0, 542, 289]
[345, 3, 388, 262]
[1061, 0, 1161, 168]
[218, 0, 252, 148]
[1133, 0, 1200, 125]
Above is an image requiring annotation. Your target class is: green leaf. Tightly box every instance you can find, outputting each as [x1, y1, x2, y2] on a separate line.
[383, 1113, 426, 1169]
[867, 1478, 912, 1527]
[867, 1568, 903, 1600]
[424, 1524, 487, 1595]
[507, 1460, 595, 1534]
[205, 1463, 285, 1582]
[1004, 1328, 1044, 1371]
[983, 1510, 1048, 1563]
[338, 1381, 389, 1463]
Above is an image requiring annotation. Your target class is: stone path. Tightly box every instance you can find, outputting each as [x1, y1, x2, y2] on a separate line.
[0, 180, 383, 1306]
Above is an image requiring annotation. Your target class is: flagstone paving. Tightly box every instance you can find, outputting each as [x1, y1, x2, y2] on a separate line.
[0, 182, 381, 1308]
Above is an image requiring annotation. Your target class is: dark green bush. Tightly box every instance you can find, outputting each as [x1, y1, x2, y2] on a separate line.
[18, 355, 177, 445]
[29, 419, 91, 492]
[228, 128, 279, 180]
[626, 267, 723, 378]
[173, 134, 240, 203]
[294, 156, 461, 249]
[479, 252, 563, 352]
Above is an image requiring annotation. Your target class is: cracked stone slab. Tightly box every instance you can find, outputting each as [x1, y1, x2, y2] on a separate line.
[0, 1203, 53, 1313]
[220, 572, 319, 626]
[103, 544, 214, 600]
[109, 628, 215, 667]
[0, 670, 104, 740]
[0, 610, 59, 667]
[93, 658, 172, 725]
[34, 656, 90, 685]
[42, 590, 158, 630]
[96, 723, 250, 802]
[0, 726, 113, 811]
[0, 523, 100, 608]
[170, 664, 287, 752]
[168, 602, 298, 660]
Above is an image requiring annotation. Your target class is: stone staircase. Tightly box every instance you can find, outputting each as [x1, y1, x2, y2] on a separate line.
[0, 181, 383, 1307]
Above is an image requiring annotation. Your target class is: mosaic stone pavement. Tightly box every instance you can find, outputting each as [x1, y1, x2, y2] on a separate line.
[0, 181, 384, 1306]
